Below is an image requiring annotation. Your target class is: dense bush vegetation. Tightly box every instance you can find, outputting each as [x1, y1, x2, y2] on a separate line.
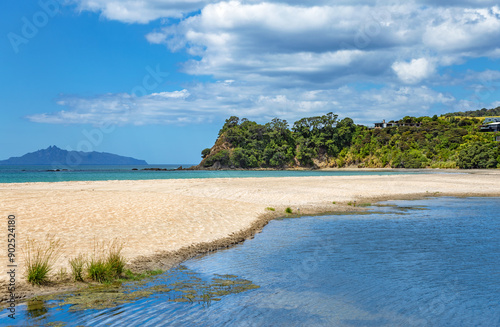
[445, 106, 500, 117]
[200, 109, 500, 169]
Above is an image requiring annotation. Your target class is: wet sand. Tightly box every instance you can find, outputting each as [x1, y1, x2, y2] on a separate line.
[1, 171, 500, 298]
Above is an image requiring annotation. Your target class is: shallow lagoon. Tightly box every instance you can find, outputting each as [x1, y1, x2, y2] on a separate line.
[2, 197, 499, 326]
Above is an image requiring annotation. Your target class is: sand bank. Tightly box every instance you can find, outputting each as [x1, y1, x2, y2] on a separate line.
[1, 171, 500, 298]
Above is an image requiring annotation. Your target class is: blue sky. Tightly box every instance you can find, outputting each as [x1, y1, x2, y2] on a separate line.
[1, 0, 500, 164]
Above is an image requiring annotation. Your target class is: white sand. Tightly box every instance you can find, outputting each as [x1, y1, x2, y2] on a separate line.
[1, 171, 500, 282]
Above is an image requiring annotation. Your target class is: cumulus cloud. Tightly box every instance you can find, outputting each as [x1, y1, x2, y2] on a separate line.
[392, 58, 436, 84]
[144, 1, 500, 86]
[151, 1, 416, 84]
[46, 0, 500, 125]
[423, 6, 500, 54]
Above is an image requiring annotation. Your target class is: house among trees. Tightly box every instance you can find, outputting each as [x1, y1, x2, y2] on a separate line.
[374, 119, 422, 129]
[480, 122, 500, 132]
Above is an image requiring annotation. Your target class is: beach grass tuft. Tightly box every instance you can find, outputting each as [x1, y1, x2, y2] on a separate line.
[69, 254, 87, 282]
[87, 257, 111, 283]
[87, 238, 127, 283]
[106, 239, 126, 277]
[285, 207, 293, 214]
[87, 240, 112, 283]
[58, 267, 68, 281]
[266, 207, 275, 211]
[24, 235, 63, 286]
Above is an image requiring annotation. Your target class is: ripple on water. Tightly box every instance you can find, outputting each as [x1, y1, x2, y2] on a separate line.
[2, 197, 499, 326]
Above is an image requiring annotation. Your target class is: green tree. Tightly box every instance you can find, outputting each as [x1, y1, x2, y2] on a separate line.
[230, 148, 250, 168]
[201, 148, 211, 158]
[457, 142, 499, 169]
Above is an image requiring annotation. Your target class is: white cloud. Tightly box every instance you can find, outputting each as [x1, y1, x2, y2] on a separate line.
[423, 6, 500, 54]
[71, 0, 218, 23]
[44, 1, 500, 126]
[27, 82, 456, 126]
[143, 1, 500, 87]
[392, 58, 436, 84]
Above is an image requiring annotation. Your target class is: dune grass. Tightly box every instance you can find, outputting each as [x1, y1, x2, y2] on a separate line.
[87, 238, 126, 283]
[87, 257, 111, 283]
[23, 235, 63, 286]
[69, 254, 87, 282]
[106, 239, 126, 277]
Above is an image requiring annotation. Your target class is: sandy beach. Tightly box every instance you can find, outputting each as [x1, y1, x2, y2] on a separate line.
[1, 171, 500, 291]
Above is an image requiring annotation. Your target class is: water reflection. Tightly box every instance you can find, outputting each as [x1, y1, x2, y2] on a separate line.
[26, 299, 47, 319]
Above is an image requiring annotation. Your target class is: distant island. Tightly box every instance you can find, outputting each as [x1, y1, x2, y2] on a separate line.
[0, 146, 148, 166]
[195, 107, 500, 170]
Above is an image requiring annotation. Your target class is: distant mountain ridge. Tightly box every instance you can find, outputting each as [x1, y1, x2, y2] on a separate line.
[0, 146, 148, 165]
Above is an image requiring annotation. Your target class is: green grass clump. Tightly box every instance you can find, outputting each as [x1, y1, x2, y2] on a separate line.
[106, 239, 126, 278]
[87, 257, 111, 283]
[265, 207, 275, 211]
[69, 254, 87, 282]
[87, 240, 111, 283]
[332, 201, 336, 204]
[24, 235, 63, 286]
[285, 207, 293, 214]
[87, 238, 127, 283]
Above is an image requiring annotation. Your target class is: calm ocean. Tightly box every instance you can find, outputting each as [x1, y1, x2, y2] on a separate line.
[0, 165, 444, 183]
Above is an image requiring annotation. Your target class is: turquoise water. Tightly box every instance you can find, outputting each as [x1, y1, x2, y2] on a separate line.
[2, 197, 499, 326]
[0, 165, 439, 183]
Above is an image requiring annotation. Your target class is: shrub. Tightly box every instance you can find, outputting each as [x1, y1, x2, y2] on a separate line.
[457, 142, 499, 169]
[430, 161, 458, 169]
[204, 150, 231, 167]
[399, 150, 429, 168]
[24, 235, 63, 286]
[285, 207, 293, 214]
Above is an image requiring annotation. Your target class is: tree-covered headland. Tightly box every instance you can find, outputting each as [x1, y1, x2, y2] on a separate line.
[198, 107, 500, 169]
